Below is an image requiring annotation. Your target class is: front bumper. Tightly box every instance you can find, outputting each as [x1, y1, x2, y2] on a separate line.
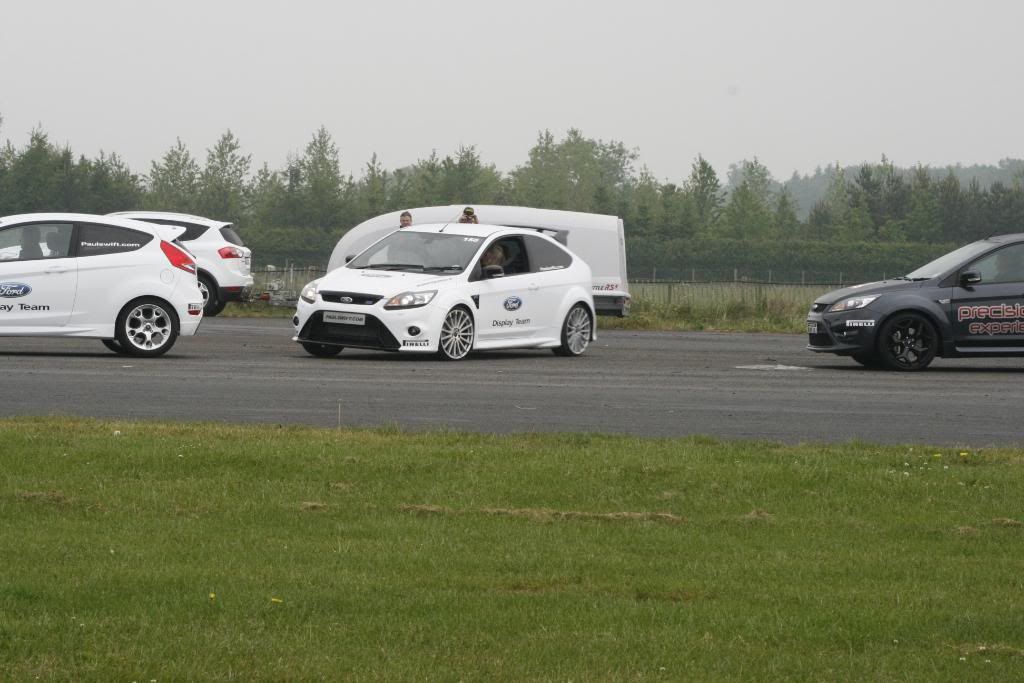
[293, 298, 442, 352]
[806, 309, 881, 355]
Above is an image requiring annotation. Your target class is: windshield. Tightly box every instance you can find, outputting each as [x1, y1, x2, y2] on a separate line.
[904, 240, 997, 280]
[347, 231, 482, 273]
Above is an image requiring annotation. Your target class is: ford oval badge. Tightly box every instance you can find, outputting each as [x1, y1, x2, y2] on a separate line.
[0, 282, 32, 298]
[503, 296, 523, 312]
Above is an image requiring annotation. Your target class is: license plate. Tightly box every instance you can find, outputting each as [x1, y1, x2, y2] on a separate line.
[806, 321, 819, 334]
[323, 311, 365, 326]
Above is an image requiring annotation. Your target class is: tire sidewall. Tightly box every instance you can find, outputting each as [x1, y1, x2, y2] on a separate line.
[115, 297, 180, 358]
[199, 274, 220, 316]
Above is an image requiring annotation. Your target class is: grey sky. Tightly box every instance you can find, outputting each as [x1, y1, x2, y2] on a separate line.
[2, 0, 1022, 183]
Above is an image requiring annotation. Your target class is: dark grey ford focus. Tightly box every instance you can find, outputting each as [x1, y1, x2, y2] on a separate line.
[806, 234, 1024, 370]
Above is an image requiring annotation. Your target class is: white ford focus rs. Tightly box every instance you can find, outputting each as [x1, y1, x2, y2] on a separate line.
[293, 223, 596, 360]
[0, 213, 204, 356]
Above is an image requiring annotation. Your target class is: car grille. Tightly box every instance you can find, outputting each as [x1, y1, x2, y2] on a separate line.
[300, 312, 400, 351]
[320, 291, 383, 305]
[808, 332, 833, 347]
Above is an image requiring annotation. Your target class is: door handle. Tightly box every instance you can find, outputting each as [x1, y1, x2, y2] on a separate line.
[44, 265, 69, 274]
[528, 283, 540, 291]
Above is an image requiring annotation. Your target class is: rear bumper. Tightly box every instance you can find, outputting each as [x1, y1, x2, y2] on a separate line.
[218, 283, 253, 302]
[594, 293, 631, 317]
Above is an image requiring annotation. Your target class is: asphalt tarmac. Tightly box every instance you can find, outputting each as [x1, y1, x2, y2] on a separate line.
[2, 318, 1023, 446]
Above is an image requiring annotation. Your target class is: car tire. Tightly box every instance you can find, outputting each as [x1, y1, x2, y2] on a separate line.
[198, 274, 221, 317]
[851, 352, 881, 368]
[115, 297, 179, 358]
[876, 313, 938, 371]
[101, 339, 126, 354]
[302, 342, 343, 357]
[437, 306, 474, 360]
[553, 303, 592, 357]
[209, 300, 228, 316]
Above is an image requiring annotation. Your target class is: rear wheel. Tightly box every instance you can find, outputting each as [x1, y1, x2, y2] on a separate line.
[437, 306, 474, 360]
[877, 313, 938, 371]
[302, 342, 343, 357]
[115, 298, 179, 357]
[198, 275, 221, 316]
[553, 304, 592, 356]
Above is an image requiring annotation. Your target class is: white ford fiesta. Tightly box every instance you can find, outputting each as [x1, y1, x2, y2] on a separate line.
[293, 223, 596, 359]
[0, 213, 204, 356]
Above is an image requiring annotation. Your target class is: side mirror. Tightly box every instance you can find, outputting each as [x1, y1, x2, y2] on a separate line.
[960, 269, 982, 286]
[345, 255, 355, 263]
[483, 265, 505, 279]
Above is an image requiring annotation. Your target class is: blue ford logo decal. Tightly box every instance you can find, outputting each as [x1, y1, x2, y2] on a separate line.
[0, 282, 32, 298]
[503, 296, 522, 312]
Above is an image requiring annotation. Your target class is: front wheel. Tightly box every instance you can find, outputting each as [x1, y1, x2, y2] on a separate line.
[877, 313, 938, 371]
[553, 303, 592, 356]
[115, 298, 179, 357]
[302, 342, 343, 357]
[437, 307, 474, 360]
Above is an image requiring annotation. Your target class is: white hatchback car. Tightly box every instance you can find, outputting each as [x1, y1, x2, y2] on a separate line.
[0, 213, 204, 356]
[110, 211, 253, 316]
[293, 223, 596, 359]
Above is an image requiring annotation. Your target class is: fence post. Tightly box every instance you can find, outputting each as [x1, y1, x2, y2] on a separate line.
[801, 271, 805, 285]
[768, 269, 772, 284]
[839, 271, 843, 287]
[652, 267, 657, 282]
[734, 268, 738, 282]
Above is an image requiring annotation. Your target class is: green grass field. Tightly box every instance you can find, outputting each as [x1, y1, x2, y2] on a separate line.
[3, 418, 1023, 680]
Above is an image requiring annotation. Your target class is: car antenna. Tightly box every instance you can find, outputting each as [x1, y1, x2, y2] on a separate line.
[438, 209, 463, 233]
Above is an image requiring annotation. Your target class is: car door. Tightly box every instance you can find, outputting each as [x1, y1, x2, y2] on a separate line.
[521, 234, 575, 338]
[471, 236, 542, 342]
[0, 222, 77, 329]
[950, 243, 1024, 349]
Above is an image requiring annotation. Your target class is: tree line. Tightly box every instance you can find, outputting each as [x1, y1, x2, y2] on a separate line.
[2, 115, 1023, 281]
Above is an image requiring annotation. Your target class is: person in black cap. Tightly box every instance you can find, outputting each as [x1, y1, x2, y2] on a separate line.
[458, 206, 478, 224]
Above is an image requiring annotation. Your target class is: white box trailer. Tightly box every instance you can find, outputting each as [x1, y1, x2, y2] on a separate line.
[327, 205, 630, 316]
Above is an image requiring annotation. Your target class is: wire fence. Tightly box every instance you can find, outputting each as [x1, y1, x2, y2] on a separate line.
[246, 268, 850, 307]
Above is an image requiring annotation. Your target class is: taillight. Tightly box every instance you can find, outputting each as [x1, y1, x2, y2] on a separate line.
[218, 246, 244, 259]
[160, 240, 196, 274]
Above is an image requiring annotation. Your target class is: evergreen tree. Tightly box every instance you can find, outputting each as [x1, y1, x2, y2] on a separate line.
[197, 130, 251, 222]
[147, 138, 200, 213]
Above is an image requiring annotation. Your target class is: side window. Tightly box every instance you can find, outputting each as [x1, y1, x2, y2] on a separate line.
[523, 235, 573, 273]
[0, 223, 74, 262]
[486, 237, 528, 276]
[77, 223, 153, 257]
[133, 219, 207, 241]
[969, 244, 1024, 284]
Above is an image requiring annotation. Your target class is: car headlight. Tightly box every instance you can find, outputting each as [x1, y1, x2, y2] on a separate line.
[300, 282, 319, 304]
[828, 295, 879, 312]
[383, 290, 437, 310]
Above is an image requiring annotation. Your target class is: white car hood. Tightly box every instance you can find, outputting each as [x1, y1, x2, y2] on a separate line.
[317, 268, 455, 296]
